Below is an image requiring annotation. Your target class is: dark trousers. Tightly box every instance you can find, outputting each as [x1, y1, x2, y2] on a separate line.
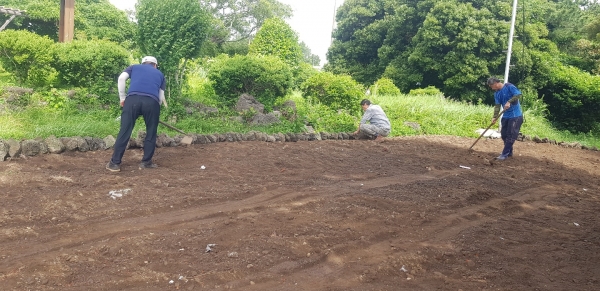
[500, 116, 523, 156]
[111, 95, 160, 165]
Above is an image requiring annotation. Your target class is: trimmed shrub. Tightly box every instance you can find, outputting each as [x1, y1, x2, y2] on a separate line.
[300, 72, 364, 112]
[53, 40, 130, 104]
[409, 86, 443, 95]
[0, 30, 57, 88]
[370, 77, 400, 96]
[208, 54, 293, 111]
[539, 64, 600, 132]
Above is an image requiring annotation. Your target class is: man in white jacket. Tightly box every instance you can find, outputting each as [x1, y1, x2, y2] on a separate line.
[106, 56, 168, 172]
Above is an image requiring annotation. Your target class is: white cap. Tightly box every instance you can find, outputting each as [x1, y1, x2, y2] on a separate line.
[141, 56, 158, 65]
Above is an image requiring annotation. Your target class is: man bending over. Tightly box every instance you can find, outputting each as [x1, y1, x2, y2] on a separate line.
[353, 99, 391, 142]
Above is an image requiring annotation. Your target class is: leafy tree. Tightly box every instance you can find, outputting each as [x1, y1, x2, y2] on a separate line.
[199, 0, 292, 55]
[137, 0, 212, 100]
[325, 0, 391, 85]
[249, 17, 303, 68]
[0, 0, 135, 44]
[299, 42, 320, 67]
[76, 1, 136, 46]
[402, 0, 507, 101]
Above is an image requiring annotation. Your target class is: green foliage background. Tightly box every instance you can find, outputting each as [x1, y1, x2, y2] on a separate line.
[300, 72, 364, 113]
[137, 0, 212, 100]
[249, 17, 303, 68]
[0, 30, 57, 88]
[0, 0, 599, 148]
[326, 0, 600, 133]
[208, 54, 293, 111]
[53, 40, 130, 102]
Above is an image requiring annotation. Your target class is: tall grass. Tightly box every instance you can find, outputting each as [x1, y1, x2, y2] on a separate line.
[1, 90, 598, 148]
[370, 93, 600, 148]
[0, 108, 122, 139]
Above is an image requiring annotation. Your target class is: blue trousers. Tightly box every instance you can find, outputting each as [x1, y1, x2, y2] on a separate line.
[111, 95, 160, 165]
[500, 116, 523, 157]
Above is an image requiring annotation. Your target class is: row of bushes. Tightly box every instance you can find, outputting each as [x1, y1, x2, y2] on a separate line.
[0, 29, 411, 116]
[205, 55, 411, 114]
[0, 30, 130, 104]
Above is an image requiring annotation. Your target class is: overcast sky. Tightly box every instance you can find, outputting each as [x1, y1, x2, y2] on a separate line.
[108, 0, 345, 66]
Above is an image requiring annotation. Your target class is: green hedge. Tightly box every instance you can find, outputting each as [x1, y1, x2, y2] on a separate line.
[540, 64, 600, 133]
[300, 72, 364, 112]
[208, 54, 293, 111]
[370, 77, 400, 96]
[53, 40, 130, 103]
[0, 30, 56, 88]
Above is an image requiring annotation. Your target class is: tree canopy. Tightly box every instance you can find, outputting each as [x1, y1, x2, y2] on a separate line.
[0, 0, 135, 44]
[326, 0, 600, 101]
[249, 17, 303, 68]
[199, 0, 292, 56]
[137, 0, 213, 98]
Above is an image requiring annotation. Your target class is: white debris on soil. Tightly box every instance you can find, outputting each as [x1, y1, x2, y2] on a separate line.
[206, 244, 217, 253]
[475, 128, 501, 138]
[459, 165, 471, 170]
[201, 165, 206, 170]
[400, 265, 408, 272]
[228, 252, 239, 258]
[108, 189, 131, 199]
[574, 222, 580, 227]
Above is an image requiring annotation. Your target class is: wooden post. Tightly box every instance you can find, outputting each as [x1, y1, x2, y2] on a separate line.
[59, 0, 75, 42]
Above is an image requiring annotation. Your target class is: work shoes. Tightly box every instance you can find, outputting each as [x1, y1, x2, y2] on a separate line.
[495, 154, 508, 161]
[106, 161, 121, 172]
[139, 161, 158, 170]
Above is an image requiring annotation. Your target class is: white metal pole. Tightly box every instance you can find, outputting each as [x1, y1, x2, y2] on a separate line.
[499, 0, 518, 132]
[504, 0, 518, 83]
[331, 0, 337, 46]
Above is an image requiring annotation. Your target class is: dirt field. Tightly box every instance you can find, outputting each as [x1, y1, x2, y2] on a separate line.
[0, 135, 599, 291]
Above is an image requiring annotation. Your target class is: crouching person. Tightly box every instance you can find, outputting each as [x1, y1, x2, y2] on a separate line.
[353, 99, 391, 142]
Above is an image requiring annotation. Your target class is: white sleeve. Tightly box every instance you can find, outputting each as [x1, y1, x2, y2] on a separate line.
[159, 89, 167, 107]
[118, 72, 130, 101]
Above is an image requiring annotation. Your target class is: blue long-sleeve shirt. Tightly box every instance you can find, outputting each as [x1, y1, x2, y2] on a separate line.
[495, 83, 523, 119]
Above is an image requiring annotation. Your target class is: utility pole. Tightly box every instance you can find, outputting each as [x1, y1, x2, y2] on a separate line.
[503, 0, 518, 83]
[59, 0, 75, 42]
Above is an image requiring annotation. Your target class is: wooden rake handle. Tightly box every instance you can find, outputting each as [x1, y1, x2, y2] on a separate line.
[468, 109, 505, 151]
[159, 120, 186, 135]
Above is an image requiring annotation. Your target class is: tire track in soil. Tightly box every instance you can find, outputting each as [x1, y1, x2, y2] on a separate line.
[2, 167, 449, 255]
[1, 137, 599, 290]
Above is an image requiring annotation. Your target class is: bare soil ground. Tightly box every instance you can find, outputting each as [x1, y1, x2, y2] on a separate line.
[1, 136, 599, 291]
